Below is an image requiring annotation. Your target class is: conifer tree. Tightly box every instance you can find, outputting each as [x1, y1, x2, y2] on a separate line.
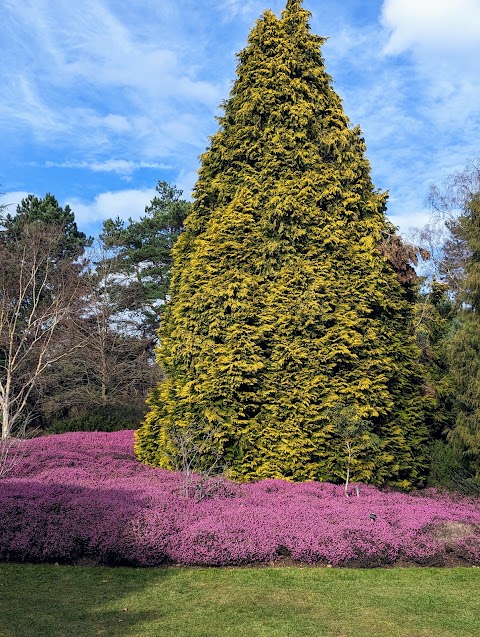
[1, 193, 90, 259]
[135, 0, 429, 485]
[100, 181, 190, 345]
[446, 193, 480, 479]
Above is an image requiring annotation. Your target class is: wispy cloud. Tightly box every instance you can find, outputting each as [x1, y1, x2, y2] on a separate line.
[45, 160, 172, 176]
[216, 0, 267, 20]
[0, 0, 222, 160]
[313, 0, 480, 233]
[1, 0, 479, 239]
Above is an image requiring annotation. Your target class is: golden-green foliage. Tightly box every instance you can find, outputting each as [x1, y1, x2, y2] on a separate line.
[135, 0, 429, 485]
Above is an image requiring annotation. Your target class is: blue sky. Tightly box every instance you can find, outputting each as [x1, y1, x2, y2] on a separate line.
[1, 0, 480, 240]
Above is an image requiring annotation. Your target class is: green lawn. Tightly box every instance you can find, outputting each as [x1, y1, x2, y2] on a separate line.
[0, 564, 479, 637]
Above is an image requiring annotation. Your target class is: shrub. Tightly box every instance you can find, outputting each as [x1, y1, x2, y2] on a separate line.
[45, 405, 145, 434]
[0, 432, 479, 567]
[427, 440, 480, 496]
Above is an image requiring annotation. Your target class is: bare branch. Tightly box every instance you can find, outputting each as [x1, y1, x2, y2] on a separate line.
[0, 225, 89, 438]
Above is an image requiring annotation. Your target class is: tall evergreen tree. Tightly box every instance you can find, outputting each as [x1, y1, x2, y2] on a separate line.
[446, 193, 480, 479]
[136, 0, 429, 485]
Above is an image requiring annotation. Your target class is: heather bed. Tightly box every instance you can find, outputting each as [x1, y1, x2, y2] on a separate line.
[1, 431, 479, 568]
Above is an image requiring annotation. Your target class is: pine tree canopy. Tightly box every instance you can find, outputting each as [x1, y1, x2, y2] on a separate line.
[135, 0, 429, 486]
[100, 181, 190, 342]
[0, 193, 90, 259]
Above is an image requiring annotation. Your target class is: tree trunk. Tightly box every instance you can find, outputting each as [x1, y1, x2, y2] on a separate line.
[1, 399, 11, 440]
[344, 443, 352, 497]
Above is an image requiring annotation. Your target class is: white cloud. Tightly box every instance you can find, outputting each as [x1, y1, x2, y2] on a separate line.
[355, 0, 480, 237]
[387, 207, 432, 237]
[102, 115, 131, 133]
[2, 188, 163, 234]
[45, 160, 172, 176]
[1, 0, 479, 245]
[381, 0, 480, 58]
[380, 0, 480, 124]
[67, 188, 157, 228]
[0, 0, 222, 159]
[0, 191, 32, 213]
[217, 0, 262, 20]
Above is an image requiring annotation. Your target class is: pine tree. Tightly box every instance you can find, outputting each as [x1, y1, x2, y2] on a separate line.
[100, 182, 190, 344]
[1, 193, 90, 259]
[135, 0, 429, 486]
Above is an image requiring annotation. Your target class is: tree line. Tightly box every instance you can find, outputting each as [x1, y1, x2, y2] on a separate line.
[1, 171, 479, 490]
[2, 0, 479, 491]
[0, 184, 189, 438]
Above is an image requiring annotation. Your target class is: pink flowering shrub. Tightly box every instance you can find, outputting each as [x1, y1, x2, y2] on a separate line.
[1, 431, 479, 567]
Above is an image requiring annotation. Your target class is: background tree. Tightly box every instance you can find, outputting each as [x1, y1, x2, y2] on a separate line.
[0, 224, 88, 438]
[445, 193, 480, 480]
[100, 181, 190, 348]
[0, 186, 185, 435]
[136, 0, 429, 486]
[35, 241, 160, 432]
[1, 193, 90, 259]
[413, 159, 480, 490]
[427, 159, 480, 299]
[0, 194, 91, 436]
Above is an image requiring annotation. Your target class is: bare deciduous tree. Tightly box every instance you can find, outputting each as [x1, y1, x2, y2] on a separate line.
[0, 426, 25, 478]
[0, 225, 88, 438]
[167, 422, 230, 501]
[35, 241, 159, 425]
[424, 159, 480, 296]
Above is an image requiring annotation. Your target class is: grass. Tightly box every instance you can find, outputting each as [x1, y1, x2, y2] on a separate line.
[0, 564, 479, 637]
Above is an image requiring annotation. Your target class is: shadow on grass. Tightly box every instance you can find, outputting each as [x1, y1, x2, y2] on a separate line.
[1, 563, 480, 637]
[0, 562, 174, 637]
[0, 478, 176, 567]
[0, 472, 184, 636]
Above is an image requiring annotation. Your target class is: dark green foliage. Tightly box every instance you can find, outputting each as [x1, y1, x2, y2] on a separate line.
[427, 440, 480, 495]
[446, 194, 480, 480]
[0, 193, 91, 259]
[46, 404, 146, 434]
[415, 282, 457, 440]
[100, 181, 190, 341]
[136, 0, 429, 485]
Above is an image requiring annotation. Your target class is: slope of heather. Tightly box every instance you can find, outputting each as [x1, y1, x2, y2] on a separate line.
[1, 431, 479, 567]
